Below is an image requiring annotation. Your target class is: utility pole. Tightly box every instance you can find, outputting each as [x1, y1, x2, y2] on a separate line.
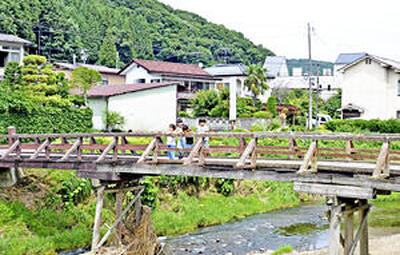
[315, 64, 320, 129]
[116, 51, 119, 69]
[307, 22, 313, 130]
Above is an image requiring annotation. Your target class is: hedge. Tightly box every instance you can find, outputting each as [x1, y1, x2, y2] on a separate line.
[324, 119, 400, 134]
[0, 106, 93, 134]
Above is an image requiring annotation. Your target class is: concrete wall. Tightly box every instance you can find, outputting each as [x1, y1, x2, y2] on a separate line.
[341, 59, 400, 119]
[88, 97, 108, 130]
[124, 64, 161, 84]
[108, 85, 177, 131]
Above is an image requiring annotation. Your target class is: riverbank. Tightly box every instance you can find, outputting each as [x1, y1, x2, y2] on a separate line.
[248, 233, 400, 255]
[0, 169, 302, 254]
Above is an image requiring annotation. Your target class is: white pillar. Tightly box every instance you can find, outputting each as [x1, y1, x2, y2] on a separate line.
[229, 80, 237, 128]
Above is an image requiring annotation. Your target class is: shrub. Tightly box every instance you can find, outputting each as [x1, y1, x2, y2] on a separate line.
[104, 110, 125, 131]
[324, 119, 400, 133]
[266, 96, 278, 117]
[253, 111, 272, 119]
[178, 111, 190, 117]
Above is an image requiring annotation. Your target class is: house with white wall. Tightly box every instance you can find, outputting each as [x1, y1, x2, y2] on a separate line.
[118, 59, 219, 111]
[334, 53, 367, 74]
[263, 56, 289, 77]
[73, 82, 178, 131]
[0, 33, 31, 79]
[339, 54, 400, 119]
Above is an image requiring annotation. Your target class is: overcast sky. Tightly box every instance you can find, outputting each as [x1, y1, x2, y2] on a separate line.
[159, 0, 400, 62]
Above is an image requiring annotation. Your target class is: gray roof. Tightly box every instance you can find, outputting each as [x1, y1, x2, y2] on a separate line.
[54, 62, 121, 74]
[263, 56, 287, 77]
[335, 53, 367, 65]
[204, 63, 247, 76]
[340, 54, 400, 72]
[0, 33, 31, 45]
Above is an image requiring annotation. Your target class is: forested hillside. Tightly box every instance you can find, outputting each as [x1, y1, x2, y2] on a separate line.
[0, 0, 274, 67]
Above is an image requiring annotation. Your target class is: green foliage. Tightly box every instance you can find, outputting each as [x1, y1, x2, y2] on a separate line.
[178, 111, 190, 117]
[324, 119, 400, 133]
[59, 172, 92, 208]
[272, 245, 294, 255]
[104, 110, 125, 131]
[0, 106, 93, 134]
[2, 61, 22, 87]
[215, 178, 234, 196]
[253, 111, 272, 119]
[266, 96, 278, 117]
[0, 0, 274, 66]
[70, 66, 102, 106]
[190, 89, 221, 117]
[244, 64, 269, 105]
[322, 89, 342, 118]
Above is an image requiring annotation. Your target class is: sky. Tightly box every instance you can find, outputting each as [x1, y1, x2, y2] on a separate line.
[159, 0, 400, 62]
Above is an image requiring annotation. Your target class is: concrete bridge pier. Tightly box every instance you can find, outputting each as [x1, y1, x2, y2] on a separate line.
[0, 167, 23, 187]
[327, 197, 370, 255]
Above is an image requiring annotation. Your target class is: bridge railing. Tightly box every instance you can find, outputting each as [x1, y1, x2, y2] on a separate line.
[1, 127, 400, 179]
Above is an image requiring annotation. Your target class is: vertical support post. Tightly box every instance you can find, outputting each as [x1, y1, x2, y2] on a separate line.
[8, 126, 16, 147]
[113, 136, 119, 161]
[152, 136, 159, 163]
[135, 194, 142, 228]
[77, 137, 83, 161]
[113, 185, 123, 246]
[329, 197, 341, 255]
[250, 138, 258, 168]
[344, 204, 354, 255]
[92, 185, 105, 251]
[289, 137, 297, 159]
[345, 140, 354, 160]
[359, 199, 369, 255]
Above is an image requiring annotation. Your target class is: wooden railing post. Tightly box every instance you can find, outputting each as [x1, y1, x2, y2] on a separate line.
[297, 140, 318, 175]
[289, 137, 297, 159]
[372, 141, 390, 179]
[113, 136, 119, 161]
[7, 126, 16, 147]
[345, 140, 354, 160]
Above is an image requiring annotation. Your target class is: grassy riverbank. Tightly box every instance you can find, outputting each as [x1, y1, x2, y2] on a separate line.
[0, 170, 301, 255]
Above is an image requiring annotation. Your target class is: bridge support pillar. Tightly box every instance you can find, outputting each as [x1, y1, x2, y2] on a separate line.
[327, 197, 370, 255]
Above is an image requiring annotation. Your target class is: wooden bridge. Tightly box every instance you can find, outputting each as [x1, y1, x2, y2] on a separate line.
[2, 126, 400, 255]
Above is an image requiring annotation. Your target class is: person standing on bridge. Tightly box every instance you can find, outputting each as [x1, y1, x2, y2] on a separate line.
[176, 119, 186, 159]
[167, 124, 177, 160]
[197, 119, 210, 149]
[182, 125, 194, 156]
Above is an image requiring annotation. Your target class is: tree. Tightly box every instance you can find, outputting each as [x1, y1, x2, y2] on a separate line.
[97, 29, 118, 68]
[190, 90, 220, 117]
[2, 61, 22, 88]
[322, 89, 342, 119]
[266, 96, 278, 117]
[70, 67, 102, 106]
[244, 64, 269, 106]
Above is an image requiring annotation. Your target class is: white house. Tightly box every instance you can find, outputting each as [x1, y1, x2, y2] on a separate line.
[339, 54, 400, 120]
[0, 33, 31, 79]
[334, 53, 367, 74]
[74, 82, 178, 131]
[263, 56, 289, 77]
[118, 59, 219, 110]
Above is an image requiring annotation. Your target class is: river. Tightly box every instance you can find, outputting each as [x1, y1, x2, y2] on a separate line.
[161, 204, 329, 255]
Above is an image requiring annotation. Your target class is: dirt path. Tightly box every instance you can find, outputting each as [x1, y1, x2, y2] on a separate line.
[248, 233, 400, 255]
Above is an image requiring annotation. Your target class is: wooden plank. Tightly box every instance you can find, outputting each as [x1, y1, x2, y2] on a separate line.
[344, 206, 354, 255]
[113, 186, 123, 246]
[329, 201, 341, 255]
[348, 202, 370, 255]
[96, 138, 117, 163]
[297, 140, 318, 175]
[152, 137, 159, 163]
[137, 138, 157, 164]
[294, 182, 376, 199]
[236, 138, 256, 168]
[59, 139, 81, 161]
[29, 138, 50, 160]
[289, 138, 297, 159]
[1, 139, 21, 159]
[92, 186, 105, 251]
[372, 141, 390, 179]
[184, 137, 203, 165]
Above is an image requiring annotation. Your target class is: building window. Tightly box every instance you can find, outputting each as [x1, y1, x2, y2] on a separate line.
[102, 76, 108, 86]
[9, 52, 20, 63]
[137, 79, 145, 83]
[365, 59, 372, 65]
[151, 79, 161, 83]
[204, 82, 210, 90]
[327, 84, 331, 91]
[397, 111, 400, 119]
[224, 83, 229, 89]
[398, 80, 400, 96]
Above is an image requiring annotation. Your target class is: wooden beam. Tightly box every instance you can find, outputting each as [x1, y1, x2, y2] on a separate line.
[349, 203, 370, 255]
[92, 185, 105, 251]
[345, 140, 354, 160]
[1, 139, 21, 159]
[297, 140, 318, 175]
[113, 186, 123, 246]
[372, 141, 390, 179]
[96, 138, 117, 162]
[29, 138, 50, 160]
[236, 138, 256, 168]
[59, 139, 81, 161]
[184, 137, 203, 165]
[289, 138, 297, 159]
[344, 205, 354, 255]
[95, 188, 144, 250]
[294, 183, 376, 199]
[329, 201, 341, 255]
[152, 137, 160, 163]
[137, 138, 157, 164]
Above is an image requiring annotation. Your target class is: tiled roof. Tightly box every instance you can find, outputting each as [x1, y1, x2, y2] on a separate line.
[204, 63, 247, 76]
[0, 33, 31, 45]
[339, 54, 400, 72]
[71, 82, 177, 97]
[335, 53, 368, 64]
[119, 59, 214, 78]
[54, 62, 121, 74]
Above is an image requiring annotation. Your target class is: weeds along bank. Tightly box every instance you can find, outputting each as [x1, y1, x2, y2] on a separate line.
[0, 169, 301, 255]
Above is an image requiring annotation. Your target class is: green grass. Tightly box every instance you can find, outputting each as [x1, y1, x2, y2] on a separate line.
[152, 181, 300, 236]
[272, 245, 293, 255]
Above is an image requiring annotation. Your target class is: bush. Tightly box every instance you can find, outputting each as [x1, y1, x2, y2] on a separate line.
[324, 119, 400, 133]
[0, 106, 93, 134]
[253, 111, 272, 119]
[104, 110, 125, 131]
[266, 96, 278, 117]
[178, 111, 190, 117]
